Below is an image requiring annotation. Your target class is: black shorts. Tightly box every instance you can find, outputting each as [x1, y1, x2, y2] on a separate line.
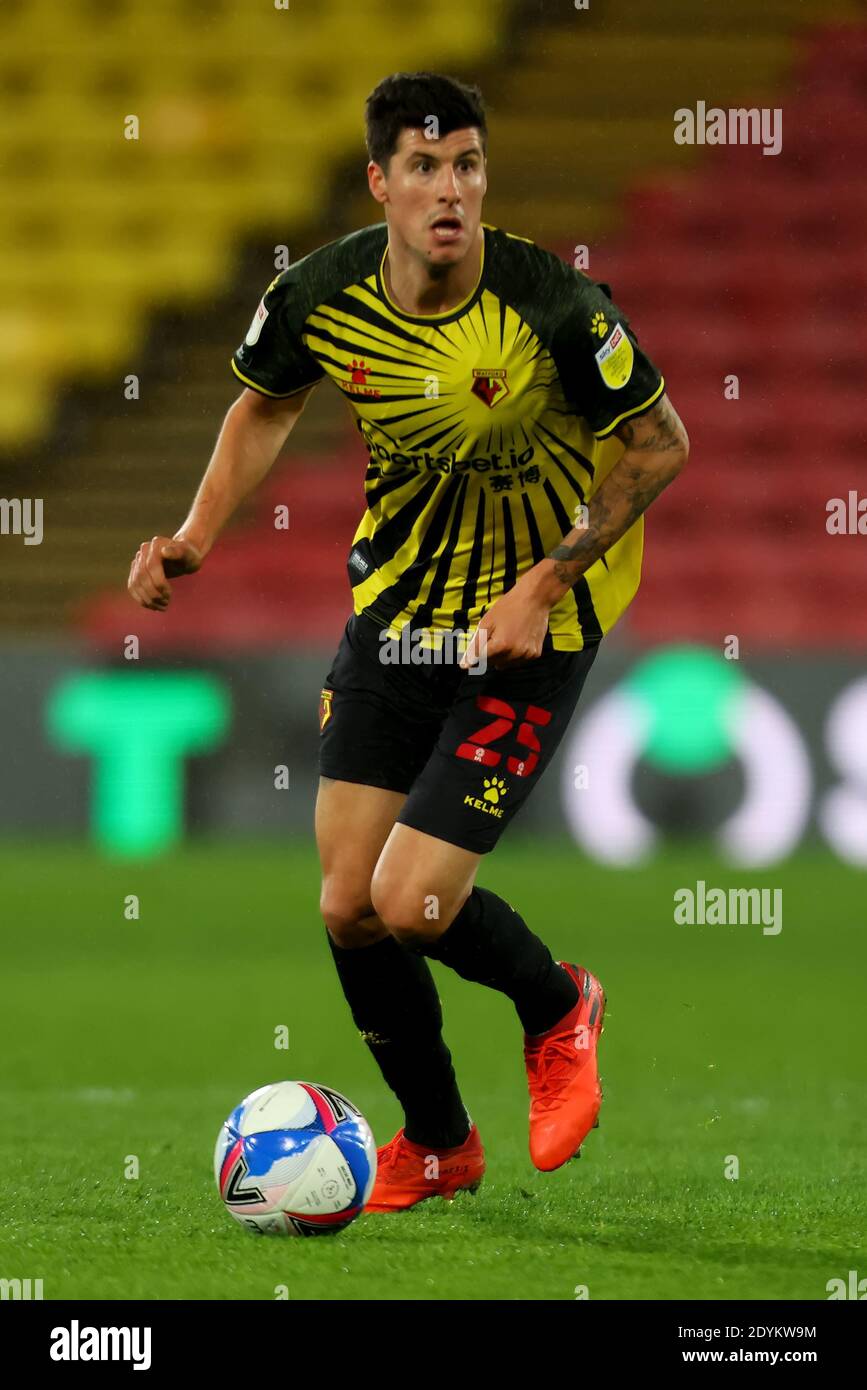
[318, 612, 599, 855]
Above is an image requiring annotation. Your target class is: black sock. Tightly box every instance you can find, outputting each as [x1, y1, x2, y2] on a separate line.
[326, 931, 471, 1149]
[411, 887, 579, 1035]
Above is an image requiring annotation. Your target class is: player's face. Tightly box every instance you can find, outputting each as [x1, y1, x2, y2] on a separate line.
[369, 126, 487, 266]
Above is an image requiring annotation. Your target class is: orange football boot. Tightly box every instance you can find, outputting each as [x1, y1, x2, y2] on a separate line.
[524, 961, 605, 1172]
[365, 1124, 485, 1213]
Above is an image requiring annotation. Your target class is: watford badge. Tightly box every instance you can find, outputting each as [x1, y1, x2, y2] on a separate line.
[471, 368, 510, 408]
[319, 688, 333, 731]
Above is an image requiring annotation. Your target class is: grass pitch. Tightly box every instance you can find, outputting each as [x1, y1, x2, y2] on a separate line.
[1, 838, 864, 1301]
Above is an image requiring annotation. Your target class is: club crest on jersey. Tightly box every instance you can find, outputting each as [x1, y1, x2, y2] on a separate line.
[319, 688, 333, 731]
[471, 368, 510, 409]
[594, 322, 634, 390]
[339, 359, 381, 398]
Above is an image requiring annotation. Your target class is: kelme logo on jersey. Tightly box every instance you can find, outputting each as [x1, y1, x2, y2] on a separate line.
[339, 359, 381, 398]
[471, 368, 510, 409]
[594, 322, 634, 390]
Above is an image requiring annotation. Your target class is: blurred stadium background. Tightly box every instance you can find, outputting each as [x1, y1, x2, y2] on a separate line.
[1, 0, 866, 858]
[1, 0, 865, 1301]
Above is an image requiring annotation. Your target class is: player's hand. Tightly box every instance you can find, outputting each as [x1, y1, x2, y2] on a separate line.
[459, 573, 551, 671]
[127, 536, 203, 611]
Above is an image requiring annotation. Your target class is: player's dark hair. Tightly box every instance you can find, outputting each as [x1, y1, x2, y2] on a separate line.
[365, 71, 487, 170]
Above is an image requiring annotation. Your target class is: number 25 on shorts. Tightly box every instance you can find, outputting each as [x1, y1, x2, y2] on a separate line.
[455, 696, 552, 778]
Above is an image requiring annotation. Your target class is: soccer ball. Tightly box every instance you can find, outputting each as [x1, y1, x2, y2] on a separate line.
[214, 1080, 377, 1236]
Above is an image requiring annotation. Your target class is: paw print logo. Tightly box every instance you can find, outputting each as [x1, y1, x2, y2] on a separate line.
[348, 358, 371, 384]
[590, 311, 608, 338]
[482, 776, 508, 805]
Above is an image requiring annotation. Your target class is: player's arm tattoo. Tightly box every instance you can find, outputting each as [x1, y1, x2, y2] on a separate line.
[610, 392, 687, 454]
[546, 394, 688, 590]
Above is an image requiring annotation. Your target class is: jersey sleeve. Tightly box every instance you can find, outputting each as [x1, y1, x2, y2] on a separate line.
[230, 270, 325, 398]
[553, 274, 665, 438]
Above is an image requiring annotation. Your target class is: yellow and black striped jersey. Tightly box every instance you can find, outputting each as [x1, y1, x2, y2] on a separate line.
[231, 222, 665, 651]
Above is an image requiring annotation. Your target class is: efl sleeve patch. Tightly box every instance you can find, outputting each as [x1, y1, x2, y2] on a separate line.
[244, 298, 269, 346]
[594, 322, 634, 390]
[549, 273, 664, 436]
[231, 272, 325, 398]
